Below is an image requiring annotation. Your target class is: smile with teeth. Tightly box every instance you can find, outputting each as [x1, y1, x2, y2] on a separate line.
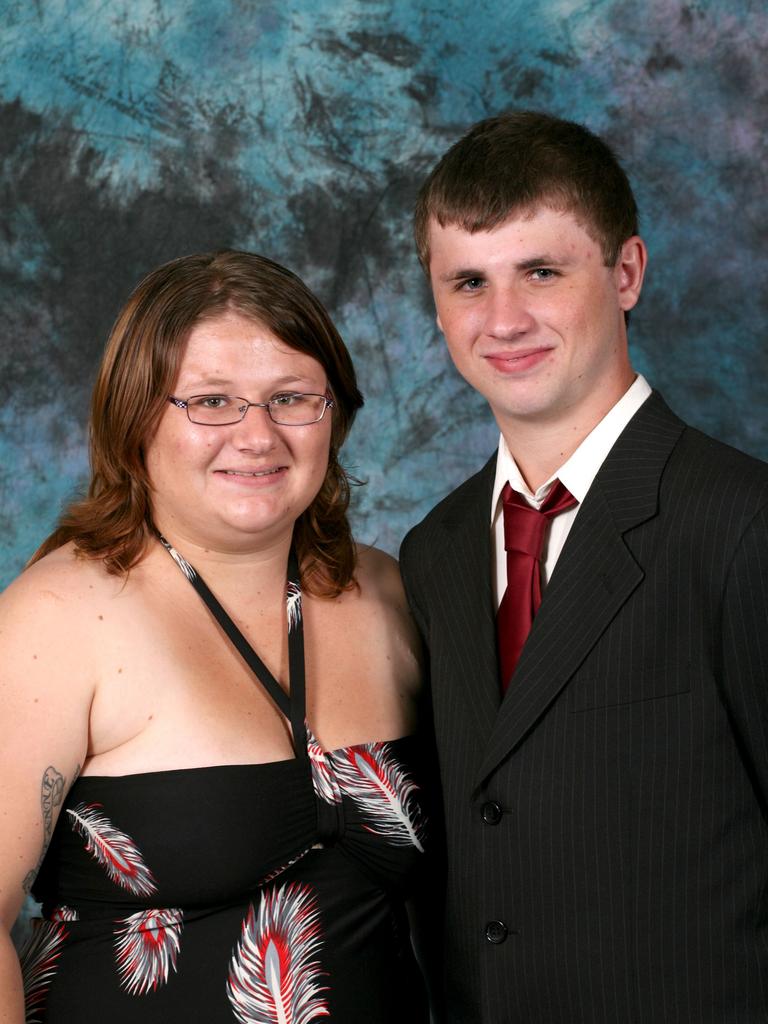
[220, 468, 283, 477]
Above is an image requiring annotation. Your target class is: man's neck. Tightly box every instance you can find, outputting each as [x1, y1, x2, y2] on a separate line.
[500, 380, 638, 493]
[503, 422, 585, 493]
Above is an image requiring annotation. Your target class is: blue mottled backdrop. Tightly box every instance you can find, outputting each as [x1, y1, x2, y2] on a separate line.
[1, 0, 767, 587]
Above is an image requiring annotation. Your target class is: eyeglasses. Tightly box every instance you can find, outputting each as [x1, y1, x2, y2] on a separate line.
[168, 393, 335, 426]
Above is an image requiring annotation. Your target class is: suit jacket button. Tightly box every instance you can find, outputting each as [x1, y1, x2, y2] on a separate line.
[485, 920, 508, 944]
[481, 800, 503, 825]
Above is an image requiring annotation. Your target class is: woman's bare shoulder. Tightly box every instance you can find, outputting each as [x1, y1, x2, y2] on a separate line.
[352, 544, 421, 655]
[353, 543, 407, 604]
[0, 542, 122, 633]
[0, 546, 98, 924]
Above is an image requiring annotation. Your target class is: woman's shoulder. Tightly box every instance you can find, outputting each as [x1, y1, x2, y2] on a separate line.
[356, 544, 423, 688]
[352, 543, 421, 652]
[5, 541, 106, 595]
[0, 542, 124, 635]
[353, 543, 406, 600]
[0, 545, 115, 715]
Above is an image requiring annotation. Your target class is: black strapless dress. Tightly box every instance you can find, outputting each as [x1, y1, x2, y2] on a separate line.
[23, 545, 430, 1022]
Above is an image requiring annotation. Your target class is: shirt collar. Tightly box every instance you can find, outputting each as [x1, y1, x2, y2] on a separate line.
[490, 374, 652, 521]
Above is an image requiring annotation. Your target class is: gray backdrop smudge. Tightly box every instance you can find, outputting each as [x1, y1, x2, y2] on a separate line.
[1, 2, 767, 587]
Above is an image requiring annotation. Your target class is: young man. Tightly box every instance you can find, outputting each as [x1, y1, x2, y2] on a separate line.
[400, 111, 768, 1023]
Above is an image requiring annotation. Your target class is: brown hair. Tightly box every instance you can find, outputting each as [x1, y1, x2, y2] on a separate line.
[415, 110, 639, 270]
[30, 250, 364, 596]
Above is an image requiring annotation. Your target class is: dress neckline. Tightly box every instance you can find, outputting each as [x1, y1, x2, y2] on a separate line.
[71, 734, 419, 784]
[158, 535, 309, 761]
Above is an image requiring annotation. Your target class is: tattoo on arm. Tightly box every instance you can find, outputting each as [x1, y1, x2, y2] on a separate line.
[22, 764, 79, 895]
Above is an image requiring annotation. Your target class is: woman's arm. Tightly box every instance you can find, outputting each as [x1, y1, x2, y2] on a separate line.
[0, 556, 93, 1022]
[0, 929, 24, 1024]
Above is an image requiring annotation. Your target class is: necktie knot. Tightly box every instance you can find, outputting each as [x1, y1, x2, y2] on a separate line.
[502, 499, 548, 560]
[501, 479, 577, 561]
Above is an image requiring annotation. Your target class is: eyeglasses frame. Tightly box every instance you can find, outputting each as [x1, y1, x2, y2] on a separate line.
[167, 392, 335, 426]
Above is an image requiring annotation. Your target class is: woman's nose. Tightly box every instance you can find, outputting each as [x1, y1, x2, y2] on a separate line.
[229, 403, 281, 451]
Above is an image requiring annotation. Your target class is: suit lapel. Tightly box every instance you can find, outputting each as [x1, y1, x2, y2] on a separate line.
[435, 457, 500, 746]
[476, 392, 686, 785]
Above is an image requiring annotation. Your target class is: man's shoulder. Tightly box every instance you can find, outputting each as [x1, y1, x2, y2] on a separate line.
[633, 393, 768, 521]
[621, 390, 768, 497]
[671, 422, 768, 506]
[676, 422, 768, 475]
[401, 454, 496, 560]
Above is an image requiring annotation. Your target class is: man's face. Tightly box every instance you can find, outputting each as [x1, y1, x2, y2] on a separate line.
[427, 207, 646, 439]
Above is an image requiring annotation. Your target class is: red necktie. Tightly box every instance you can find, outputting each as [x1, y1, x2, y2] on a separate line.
[497, 479, 577, 691]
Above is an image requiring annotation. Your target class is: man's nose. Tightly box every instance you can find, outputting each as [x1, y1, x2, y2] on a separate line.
[484, 285, 535, 339]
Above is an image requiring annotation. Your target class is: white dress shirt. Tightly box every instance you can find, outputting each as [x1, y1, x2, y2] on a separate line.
[491, 375, 652, 610]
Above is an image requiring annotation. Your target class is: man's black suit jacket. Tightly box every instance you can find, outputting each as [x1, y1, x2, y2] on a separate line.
[400, 393, 768, 1023]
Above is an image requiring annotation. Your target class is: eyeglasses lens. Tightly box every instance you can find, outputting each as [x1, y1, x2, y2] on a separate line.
[186, 395, 327, 426]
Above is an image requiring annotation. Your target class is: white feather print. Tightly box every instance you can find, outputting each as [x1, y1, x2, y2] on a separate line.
[67, 803, 157, 897]
[332, 743, 426, 852]
[20, 919, 68, 1024]
[163, 540, 198, 581]
[305, 726, 340, 805]
[258, 846, 314, 887]
[285, 581, 302, 633]
[227, 882, 329, 1024]
[49, 905, 79, 922]
[114, 908, 183, 996]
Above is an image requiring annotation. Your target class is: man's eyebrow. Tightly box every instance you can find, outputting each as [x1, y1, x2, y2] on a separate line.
[516, 254, 575, 269]
[437, 254, 576, 282]
[437, 267, 485, 283]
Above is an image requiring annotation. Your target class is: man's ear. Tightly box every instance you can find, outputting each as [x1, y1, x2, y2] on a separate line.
[616, 236, 647, 312]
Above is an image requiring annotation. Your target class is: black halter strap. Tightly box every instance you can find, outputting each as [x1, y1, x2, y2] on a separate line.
[158, 536, 308, 761]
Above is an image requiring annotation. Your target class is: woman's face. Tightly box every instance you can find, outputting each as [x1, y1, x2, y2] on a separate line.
[145, 311, 333, 553]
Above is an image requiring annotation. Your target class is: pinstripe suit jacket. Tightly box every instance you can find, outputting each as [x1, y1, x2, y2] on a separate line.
[400, 392, 768, 1023]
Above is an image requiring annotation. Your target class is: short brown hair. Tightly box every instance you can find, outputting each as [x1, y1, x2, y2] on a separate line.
[30, 250, 364, 596]
[415, 110, 639, 269]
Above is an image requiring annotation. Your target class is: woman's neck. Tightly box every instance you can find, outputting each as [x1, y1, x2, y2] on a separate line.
[152, 523, 294, 604]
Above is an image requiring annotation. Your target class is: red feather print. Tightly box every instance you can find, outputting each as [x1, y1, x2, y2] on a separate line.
[286, 581, 302, 634]
[66, 803, 157, 896]
[20, 919, 68, 1024]
[114, 908, 183, 996]
[306, 725, 341, 805]
[332, 742, 426, 852]
[227, 882, 329, 1024]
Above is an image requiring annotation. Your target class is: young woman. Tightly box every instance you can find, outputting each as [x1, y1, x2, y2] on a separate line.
[0, 251, 430, 1022]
